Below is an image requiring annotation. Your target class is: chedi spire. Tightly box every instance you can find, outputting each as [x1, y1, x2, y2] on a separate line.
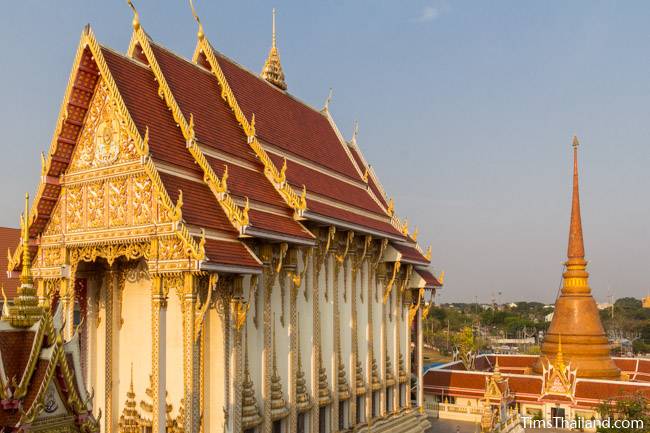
[261, 9, 288, 91]
[534, 137, 620, 379]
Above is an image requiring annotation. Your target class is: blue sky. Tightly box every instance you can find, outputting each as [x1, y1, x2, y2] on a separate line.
[1, 1, 649, 303]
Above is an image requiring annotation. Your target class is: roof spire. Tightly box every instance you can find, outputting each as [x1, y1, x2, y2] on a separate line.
[568, 135, 585, 261]
[272, 8, 277, 48]
[5, 193, 42, 328]
[261, 8, 288, 91]
[126, 0, 140, 31]
[189, 0, 204, 40]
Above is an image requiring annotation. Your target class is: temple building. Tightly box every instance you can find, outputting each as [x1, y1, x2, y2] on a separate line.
[424, 138, 650, 429]
[4, 3, 442, 433]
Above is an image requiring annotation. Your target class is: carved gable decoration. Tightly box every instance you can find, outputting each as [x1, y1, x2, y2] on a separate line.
[540, 357, 577, 399]
[69, 79, 138, 171]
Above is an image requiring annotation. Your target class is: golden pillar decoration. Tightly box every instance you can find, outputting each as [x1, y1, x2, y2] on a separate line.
[60, 277, 75, 341]
[260, 243, 276, 433]
[151, 275, 168, 433]
[182, 272, 198, 433]
[105, 269, 116, 433]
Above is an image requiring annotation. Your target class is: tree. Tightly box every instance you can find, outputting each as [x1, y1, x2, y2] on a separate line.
[596, 392, 650, 433]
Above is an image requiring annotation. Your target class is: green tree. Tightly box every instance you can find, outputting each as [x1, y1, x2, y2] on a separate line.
[597, 392, 650, 433]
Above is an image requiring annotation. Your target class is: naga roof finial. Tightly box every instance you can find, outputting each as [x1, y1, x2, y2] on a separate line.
[189, 0, 205, 40]
[126, 0, 140, 31]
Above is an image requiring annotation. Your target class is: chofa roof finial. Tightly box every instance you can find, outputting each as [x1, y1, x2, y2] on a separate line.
[189, 0, 205, 40]
[126, 0, 140, 31]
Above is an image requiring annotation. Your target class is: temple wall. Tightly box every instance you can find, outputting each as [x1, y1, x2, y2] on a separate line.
[206, 306, 227, 432]
[245, 275, 264, 416]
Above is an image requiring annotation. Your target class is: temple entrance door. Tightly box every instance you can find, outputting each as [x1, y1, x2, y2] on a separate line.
[551, 407, 565, 427]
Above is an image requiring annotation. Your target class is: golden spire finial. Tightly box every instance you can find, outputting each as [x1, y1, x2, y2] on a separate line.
[323, 88, 333, 112]
[261, 9, 288, 91]
[20, 193, 32, 286]
[126, 0, 140, 31]
[189, 0, 204, 40]
[351, 120, 359, 145]
[272, 8, 277, 48]
[567, 135, 585, 261]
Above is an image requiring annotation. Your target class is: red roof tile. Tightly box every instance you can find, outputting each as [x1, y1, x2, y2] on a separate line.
[349, 146, 389, 208]
[306, 200, 402, 238]
[392, 242, 429, 264]
[247, 209, 313, 241]
[203, 239, 260, 269]
[0, 228, 20, 298]
[267, 153, 385, 216]
[102, 47, 200, 173]
[215, 52, 361, 180]
[415, 268, 442, 288]
[158, 172, 237, 234]
[148, 43, 258, 163]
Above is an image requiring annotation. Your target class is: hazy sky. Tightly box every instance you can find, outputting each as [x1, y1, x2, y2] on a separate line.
[1, 1, 649, 303]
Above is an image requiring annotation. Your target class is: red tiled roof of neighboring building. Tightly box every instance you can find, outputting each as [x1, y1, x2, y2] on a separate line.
[574, 379, 650, 400]
[424, 370, 486, 391]
[215, 52, 362, 181]
[0, 331, 37, 385]
[0, 228, 20, 298]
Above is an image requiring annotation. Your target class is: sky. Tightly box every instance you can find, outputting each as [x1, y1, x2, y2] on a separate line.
[0, 1, 649, 304]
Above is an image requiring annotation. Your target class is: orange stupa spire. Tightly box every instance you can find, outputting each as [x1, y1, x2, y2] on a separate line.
[534, 136, 620, 379]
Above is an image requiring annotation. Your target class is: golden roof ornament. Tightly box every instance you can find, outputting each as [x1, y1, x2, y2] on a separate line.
[189, 0, 205, 40]
[323, 88, 333, 113]
[242, 329, 263, 429]
[126, 0, 140, 31]
[398, 353, 408, 383]
[5, 193, 42, 328]
[317, 351, 331, 406]
[295, 323, 312, 413]
[118, 364, 142, 433]
[385, 354, 395, 386]
[270, 317, 289, 420]
[371, 357, 381, 390]
[261, 9, 288, 91]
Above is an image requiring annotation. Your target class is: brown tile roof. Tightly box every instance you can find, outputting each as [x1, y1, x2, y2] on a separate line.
[0, 330, 37, 385]
[306, 200, 402, 238]
[415, 268, 442, 288]
[391, 242, 429, 265]
[0, 228, 20, 298]
[102, 47, 200, 173]
[215, 52, 362, 181]
[203, 239, 260, 270]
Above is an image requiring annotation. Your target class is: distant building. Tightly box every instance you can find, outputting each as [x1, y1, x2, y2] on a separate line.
[597, 302, 613, 310]
[544, 312, 554, 322]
